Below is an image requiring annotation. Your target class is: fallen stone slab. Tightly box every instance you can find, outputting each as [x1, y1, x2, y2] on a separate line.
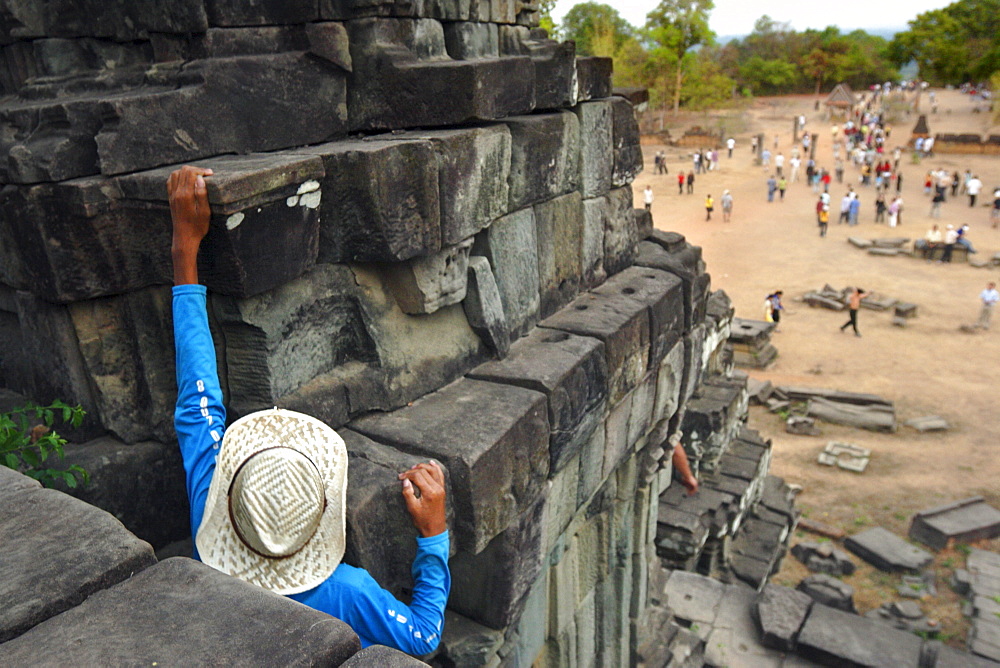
[807, 397, 896, 433]
[797, 517, 846, 540]
[868, 247, 901, 256]
[934, 643, 1000, 668]
[817, 441, 871, 472]
[864, 601, 940, 635]
[663, 570, 727, 629]
[796, 574, 856, 613]
[0, 558, 360, 664]
[753, 584, 813, 652]
[766, 398, 790, 413]
[802, 292, 845, 311]
[909, 496, 1000, 550]
[786, 416, 821, 436]
[0, 468, 157, 643]
[871, 237, 910, 248]
[797, 602, 923, 668]
[844, 527, 933, 573]
[779, 385, 893, 408]
[904, 415, 950, 432]
[848, 236, 873, 248]
[898, 572, 936, 599]
[791, 541, 856, 576]
[860, 293, 897, 311]
[894, 302, 918, 318]
[746, 377, 775, 405]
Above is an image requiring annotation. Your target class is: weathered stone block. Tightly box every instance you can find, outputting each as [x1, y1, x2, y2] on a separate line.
[574, 99, 613, 198]
[0, 0, 208, 41]
[577, 422, 605, 506]
[203, 0, 320, 26]
[443, 20, 499, 59]
[348, 19, 534, 131]
[796, 574, 856, 613]
[96, 53, 349, 176]
[591, 266, 684, 367]
[468, 327, 606, 475]
[663, 570, 725, 628]
[753, 584, 813, 652]
[502, 33, 575, 109]
[797, 602, 922, 668]
[610, 96, 642, 187]
[435, 610, 505, 668]
[69, 286, 178, 444]
[540, 287, 649, 407]
[506, 111, 581, 211]
[534, 192, 584, 318]
[581, 196, 608, 289]
[635, 232, 711, 330]
[908, 496, 1000, 551]
[0, 473, 156, 643]
[56, 436, 188, 550]
[449, 495, 546, 629]
[575, 57, 612, 101]
[845, 527, 933, 573]
[410, 125, 512, 245]
[341, 644, 431, 667]
[463, 255, 511, 358]
[341, 429, 454, 599]
[0, 558, 360, 664]
[653, 341, 684, 426]
[603, 186, 638, 276]
[474, 207, 540, 339]
[297, 138, 441, 264]
[351, 377, 549, 552]
[385, 239, 474, 315]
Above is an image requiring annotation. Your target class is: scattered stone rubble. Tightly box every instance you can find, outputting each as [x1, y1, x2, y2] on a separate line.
[802, 284, 913, 320]
[791, 541, 857, 577]
[817, 441, 871, 472]
[845, 527, 935, 574]
[965, 549, 1000, 663]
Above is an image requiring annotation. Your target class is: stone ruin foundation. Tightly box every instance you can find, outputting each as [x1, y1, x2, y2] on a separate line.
[2, 2, 996, 667]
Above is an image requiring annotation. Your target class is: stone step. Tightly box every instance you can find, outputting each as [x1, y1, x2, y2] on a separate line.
[908, 496, 1000, 550]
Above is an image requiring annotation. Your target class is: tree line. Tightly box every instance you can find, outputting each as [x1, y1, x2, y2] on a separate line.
[549, 0, 998, 111]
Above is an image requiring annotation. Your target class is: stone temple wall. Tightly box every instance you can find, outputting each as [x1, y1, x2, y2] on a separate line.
[0, 2, 788, 665]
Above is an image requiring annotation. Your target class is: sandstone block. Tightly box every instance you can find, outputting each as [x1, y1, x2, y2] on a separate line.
[341, 645, 431, 666]
[350, 377, 549, 552]
[534, 192, 584, 318]
[297, 138, 441, 264]
[753, 584, 813, 651]
[0, 0, 208, 41]
[474, 207, 541, 339]
[635, 235, 711, 331]
[0, 558, 360, 664]
[575, 57, 612, 101]
[0, 475, 156, 643]
[468, 327, 606, 475]
[56, 436, 188, 550]
[435, 610, 505, 667]
[506, 111, 581, 211]
[410, 125, 512, 245]
[540, 287, 649, 407]
[581, 196, 608, 289]
[348, 19, 534, 131]
[463, 255, 511, 358]
[444, 21, 499, 59]
[602, 186, 638, 276]
[96, 53, 348, 176]
[574, 100, 613, 198]
[797, 601, 922, 667]
[385, 239, 474, 315]
[610, 96, 642, 187]
[449, 495, 546, 629]
[340, 429, 455, 598]
[203, 0, 320, 26]
[844, 527, 933, 573]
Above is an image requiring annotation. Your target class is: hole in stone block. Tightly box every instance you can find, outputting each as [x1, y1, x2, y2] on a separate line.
[622, 287, 636, 295]
[575, 305, 588, 311]
[541, 331, 569, 344]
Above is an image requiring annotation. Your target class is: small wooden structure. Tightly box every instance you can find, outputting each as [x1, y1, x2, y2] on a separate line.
[824, 83, 856, 118]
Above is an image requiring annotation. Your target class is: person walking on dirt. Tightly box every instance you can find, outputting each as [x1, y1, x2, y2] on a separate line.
[839, 288, 866, 337]
[975, 282, 1000, 330]
[767, 175, 777, 202]
[678, 172, 685, 195]
[721, 190, 733, 222]
[704, 194, 714, 221]
[686, 171, 695, 194]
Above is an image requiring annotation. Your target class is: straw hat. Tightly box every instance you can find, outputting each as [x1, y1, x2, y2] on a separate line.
[195, 408, 347, 595]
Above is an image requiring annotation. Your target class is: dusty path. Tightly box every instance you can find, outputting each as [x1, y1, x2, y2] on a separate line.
[634, 89, 1000, 635]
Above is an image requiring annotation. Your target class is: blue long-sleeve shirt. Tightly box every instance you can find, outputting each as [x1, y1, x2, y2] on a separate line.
[173, 284, 450, 654]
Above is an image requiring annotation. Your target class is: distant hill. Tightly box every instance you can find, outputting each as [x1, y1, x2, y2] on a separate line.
[716, 25, 902, 45]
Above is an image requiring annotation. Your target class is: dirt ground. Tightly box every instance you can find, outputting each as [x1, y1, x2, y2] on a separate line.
[633, 88, 1000, 644]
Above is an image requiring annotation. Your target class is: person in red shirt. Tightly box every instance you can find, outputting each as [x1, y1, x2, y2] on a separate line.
[678, 171, 685, 195]
[821, 170, 832, 193]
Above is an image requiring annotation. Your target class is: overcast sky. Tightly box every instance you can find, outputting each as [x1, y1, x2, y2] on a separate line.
[551, 0, 953, 37]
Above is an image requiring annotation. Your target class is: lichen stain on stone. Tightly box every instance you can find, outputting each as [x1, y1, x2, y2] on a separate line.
[226, 212, 245, 230]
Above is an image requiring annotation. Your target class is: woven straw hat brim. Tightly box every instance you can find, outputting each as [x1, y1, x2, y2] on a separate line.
[196, 409, 347, 595]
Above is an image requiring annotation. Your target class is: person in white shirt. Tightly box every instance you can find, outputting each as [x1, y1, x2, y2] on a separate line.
[644, 185, 654, 211]
[726, 137, 735, 158]
[774, 152, 785, 177]
[941, 224, 959, 263]
[922, 224, 943, 260]
[967, 175, 983, 207]
[789, 156, 801, 183]
[976, 282, 1000, 329]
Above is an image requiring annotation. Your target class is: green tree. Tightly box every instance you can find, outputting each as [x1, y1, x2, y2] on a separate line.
[644, 0, 716, 114]
[680, 51, 736, 110]
[1, 401, 88, 488]
[737, 56, 798, 95]
[560, 2, 636, 56]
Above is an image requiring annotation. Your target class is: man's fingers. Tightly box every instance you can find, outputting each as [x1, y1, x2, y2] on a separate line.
[401, 478, 419, 510]
[408, 468, 438, 494]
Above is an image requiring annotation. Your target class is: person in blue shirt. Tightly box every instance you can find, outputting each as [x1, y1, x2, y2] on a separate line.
[168, 165, 450, 655]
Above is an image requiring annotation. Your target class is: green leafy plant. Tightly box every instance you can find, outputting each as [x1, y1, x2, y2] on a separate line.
[956, 543, 972, 557]
[1, 401, 88, 488]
